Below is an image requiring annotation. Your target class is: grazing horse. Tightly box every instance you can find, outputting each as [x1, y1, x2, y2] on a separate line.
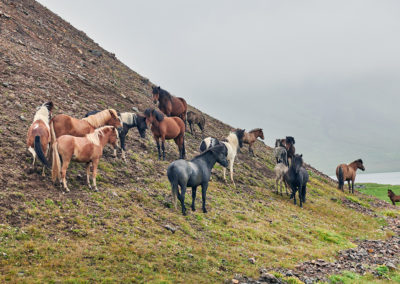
[274, 139, 288, 166]
[50, 109, 121, 143]
[51, 126, 119, 192]
[167, 144, 228, 215]
[388, 190, 400, 206]
[187, 111, 205, 137]
[336, 159, 365, 193]
[84, 111, 147, 161]
[284, 154, 309, 207]
[200, 129, 245, 187]
[26, 101, 53, 175]
[144, 108, 185, 160]
[274, 163, 290, 196]
[152, 86, 187, 126]
[243, 128, 264, 156]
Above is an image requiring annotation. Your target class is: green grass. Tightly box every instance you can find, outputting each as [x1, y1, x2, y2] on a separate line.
[357, 183, 400, 203]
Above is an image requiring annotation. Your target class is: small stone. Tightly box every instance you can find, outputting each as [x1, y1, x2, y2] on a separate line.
[386, 262, 397, 271]
[164, 224, 176, 233]
[132, 106, 139, 112]
[231, 279, 239, 284]
[2, 82, 9, 87]
[260, 273, 279, 283]
[248, 257, 256, 264]
[120, 93, 126, 99]
[19, 115, 26, 121]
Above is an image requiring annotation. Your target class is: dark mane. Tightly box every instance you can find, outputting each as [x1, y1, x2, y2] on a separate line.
[153, 86, 172, 100]
[145, 108, 165, 122]
[249, 128, 262, 133]
[192, 144, 225, 161]
[286, 136, 295, 144]
[235, 128, 245, 140]
[356, 159, 363, 164]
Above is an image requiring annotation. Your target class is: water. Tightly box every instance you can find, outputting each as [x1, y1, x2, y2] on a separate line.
[331, 172, 400, 185]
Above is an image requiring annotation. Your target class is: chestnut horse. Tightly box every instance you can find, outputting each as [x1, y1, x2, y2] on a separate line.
[335, 159, 365, 193]
[388, 190, 400, 206]
[144, 108, 186, 160]
[26, 101, 53, 175]
[50, 109, 121, 143]
[51, 126, 119, 192]
[243, 128, 264, 156]
[152, 86, 187, 126]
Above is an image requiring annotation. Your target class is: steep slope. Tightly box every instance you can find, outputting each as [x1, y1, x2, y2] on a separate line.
[0, 1, 398, 283]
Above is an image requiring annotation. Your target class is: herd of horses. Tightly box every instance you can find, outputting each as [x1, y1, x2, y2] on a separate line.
[26, 86, 383, 215]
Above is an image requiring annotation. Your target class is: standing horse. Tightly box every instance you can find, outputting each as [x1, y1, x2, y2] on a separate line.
[26, 101, 53, 175]
[243, 128, 264, 156]
[144, 108, 185, 160]
[50, 109, 121, 143]
[200, 129, 245, 187]
[336, 159, 365, 193]
[167, 144, 228, 215]
[51, 126, 119, 192]
[274, 139, 288, 166]
[283, 136, 295, 165]
[274, 163, 289, 196]
[152, 86, 187, 126]
[84, 111, 147, 161]
[187, 111, 205, 137]
[388, 190, 400, 206]
[284, 154, 309, 207]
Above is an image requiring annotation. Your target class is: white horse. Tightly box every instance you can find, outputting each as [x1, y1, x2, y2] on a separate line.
[200, 129, 245, 187]
[274, 162, 289, 196]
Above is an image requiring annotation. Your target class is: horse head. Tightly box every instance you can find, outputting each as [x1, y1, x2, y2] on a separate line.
[286, 136, 295, 145]
[210, 144, 228, 167]
[258, 129, 264, 140]
[45, 101, 54, 113]
[109, 127, 120, 149]
[388, 189, 394, 198]
[356, 159, 365, 171]
[235, 129, 245, 148]
[152, 86, 160, 104]
[292, 154, 304, 174]
[108, 109, 122, 128]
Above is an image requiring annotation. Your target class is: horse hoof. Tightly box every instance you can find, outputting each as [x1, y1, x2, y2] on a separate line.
[191, 207, 196, 211]
[203, 209, 208, 213]
[65, 188, 70, 193]
[94, 187, 99, 192]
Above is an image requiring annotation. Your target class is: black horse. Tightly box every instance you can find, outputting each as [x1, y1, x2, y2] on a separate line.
[167, 144, 228, 215]
[284, 154, 309, 207]
[84, 110, 147, 160]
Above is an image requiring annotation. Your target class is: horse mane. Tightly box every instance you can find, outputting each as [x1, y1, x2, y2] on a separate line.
[144, 108, 164, 122]
[86, 126, 114, 146]
[356, 159, 363, 164]
[225, 131, 239, 148]
[192, 144, 224, 161]
[286, 136, 295, 144]
[249, 128, 262, 134]
[33, 103, 51, 125]
[153, 86, 172, 100]
[83, 109, 117, 128]
[120, 112, 136, 125]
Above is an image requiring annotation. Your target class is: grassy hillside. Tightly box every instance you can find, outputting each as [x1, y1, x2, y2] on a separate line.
[0, 0, 399, 283]
[358, 183, 400, 204]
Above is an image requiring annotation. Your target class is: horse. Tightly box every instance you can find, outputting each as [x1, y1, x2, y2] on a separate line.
[388, 190, 400, 206]
[274, 163, 290, 196]
[167, 144, 228, 215]
[152, 86, 187, 126]
[26, 101, 54, 175]
[336, 159, 365, 193]
[84, 111, 147, 161]
[51, 126, 120, 192]
[50, 109, 121, 144]
[200, 129, 245, 187]
[284, 154, 309, 207]
[187, 111, 205, 137]
[274, 139, 288, 166]
[243, 128, 264, 156]
[144, 108, 185, 160]
[282, 136, 295, 165]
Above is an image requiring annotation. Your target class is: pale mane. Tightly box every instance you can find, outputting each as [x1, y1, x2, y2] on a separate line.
[83, 109, 117, 128]
[33, 104, 50, 128]
[225, 132, 239, 149]
[120, 112, 136, 125]
[86, 126, 117, 146]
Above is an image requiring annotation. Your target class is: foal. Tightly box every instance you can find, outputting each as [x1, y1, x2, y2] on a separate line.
[167, 144, 228, 215]
[187, 111, 205, 137]
[388, 190, 400, 206]
[336, 159, 365, 193]
[200, 129, 245, 187]
[144, 108, 186, 160]
[243, 128, 264, 156]
[51, 126, 119, 192]
[26, 102, 53, 175]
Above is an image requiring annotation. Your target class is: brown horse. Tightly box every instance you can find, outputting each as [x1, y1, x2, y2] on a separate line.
[187, 110, 205, 137]
[278, 136, 295, 165]
[26, 102, 53, 175]
[152, 86, 187, 126]
[243, 128, 264, 156]
[51, 126, 119, 192]
[388, 190, 400, 205]
[50, 109, 121, 143]
[144, 108, 185, 160]
[335, 159, 365, 193]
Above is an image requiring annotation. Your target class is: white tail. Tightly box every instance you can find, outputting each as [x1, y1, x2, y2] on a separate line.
[51, 142, 61, 183]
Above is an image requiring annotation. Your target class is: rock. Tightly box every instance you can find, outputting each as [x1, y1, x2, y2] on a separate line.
[231, 280, 239, 284]
[132, 106, 139, 112]
[89, 49, 102, 57]
[120, 93, 126, 99]
[0, 11, 11, 19]
[386, 262, 397, 271]
[163, 224, 177, 233]
[19, 115, 26, 121]
[260, 273, 279, 283]
[248, 257, 256, 264]
[2, 82, 9, 87]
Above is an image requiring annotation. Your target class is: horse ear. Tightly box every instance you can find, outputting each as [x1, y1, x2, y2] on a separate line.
[47, 101, 54, 111]
[109, 110, 116, 118]
[300, 154, 303, 158]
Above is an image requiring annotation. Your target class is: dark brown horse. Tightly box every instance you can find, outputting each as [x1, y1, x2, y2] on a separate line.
[243, 128, 264, 156]
[144, 108, 185, 160]
[152, 86, 187, 126]
[50, 109, 121, 143]
[187, 111, 205, 137]
[388, 190, 400, 205]
[279, 136, 295, 165]
[336, 159, 365, 193]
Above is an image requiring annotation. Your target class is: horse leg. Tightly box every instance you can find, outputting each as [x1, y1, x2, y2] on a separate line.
[120, 131, 127, 161]
[293, 187, 297, 205]
[347, 180, 351, 193]
[86, 162, 92, 189]
[155, 138, 161, 160]
[191, 186, 197, 211]
[179, 184, 187, 215]
[229, 159, 236, 187]
[189, 123, 194, 136]
[61, 158, 70, 193]
[201, 182, 209, 213]
[351, 179, 355, 194]
[92, 159, 100, 191]
[161, 139, 166, 161]
[275, 178, 279, 194]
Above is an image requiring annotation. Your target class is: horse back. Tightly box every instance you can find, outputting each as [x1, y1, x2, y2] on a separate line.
[170, 97, 187, 117]
[57, 135, 100, 162]
[52, 114, 93, 138]
[164, 117, 185, 138]
[27, 120, 50, 147]
[336, 164, 353, 180]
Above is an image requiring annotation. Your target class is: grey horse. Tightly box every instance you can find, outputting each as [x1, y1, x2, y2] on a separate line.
[167, 144, 228, 215]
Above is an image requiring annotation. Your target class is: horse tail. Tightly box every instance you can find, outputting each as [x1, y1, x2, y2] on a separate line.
[338, 166, 344, 190]
[167, 164, 179, 209]
[51, 141, 61, 183]
[34, 136, 49, 168]
[50, 119, 56, 145]
[182, 135, 186, 159]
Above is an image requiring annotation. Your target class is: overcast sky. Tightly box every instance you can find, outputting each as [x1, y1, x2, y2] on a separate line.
[37, 0, 400, 175]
